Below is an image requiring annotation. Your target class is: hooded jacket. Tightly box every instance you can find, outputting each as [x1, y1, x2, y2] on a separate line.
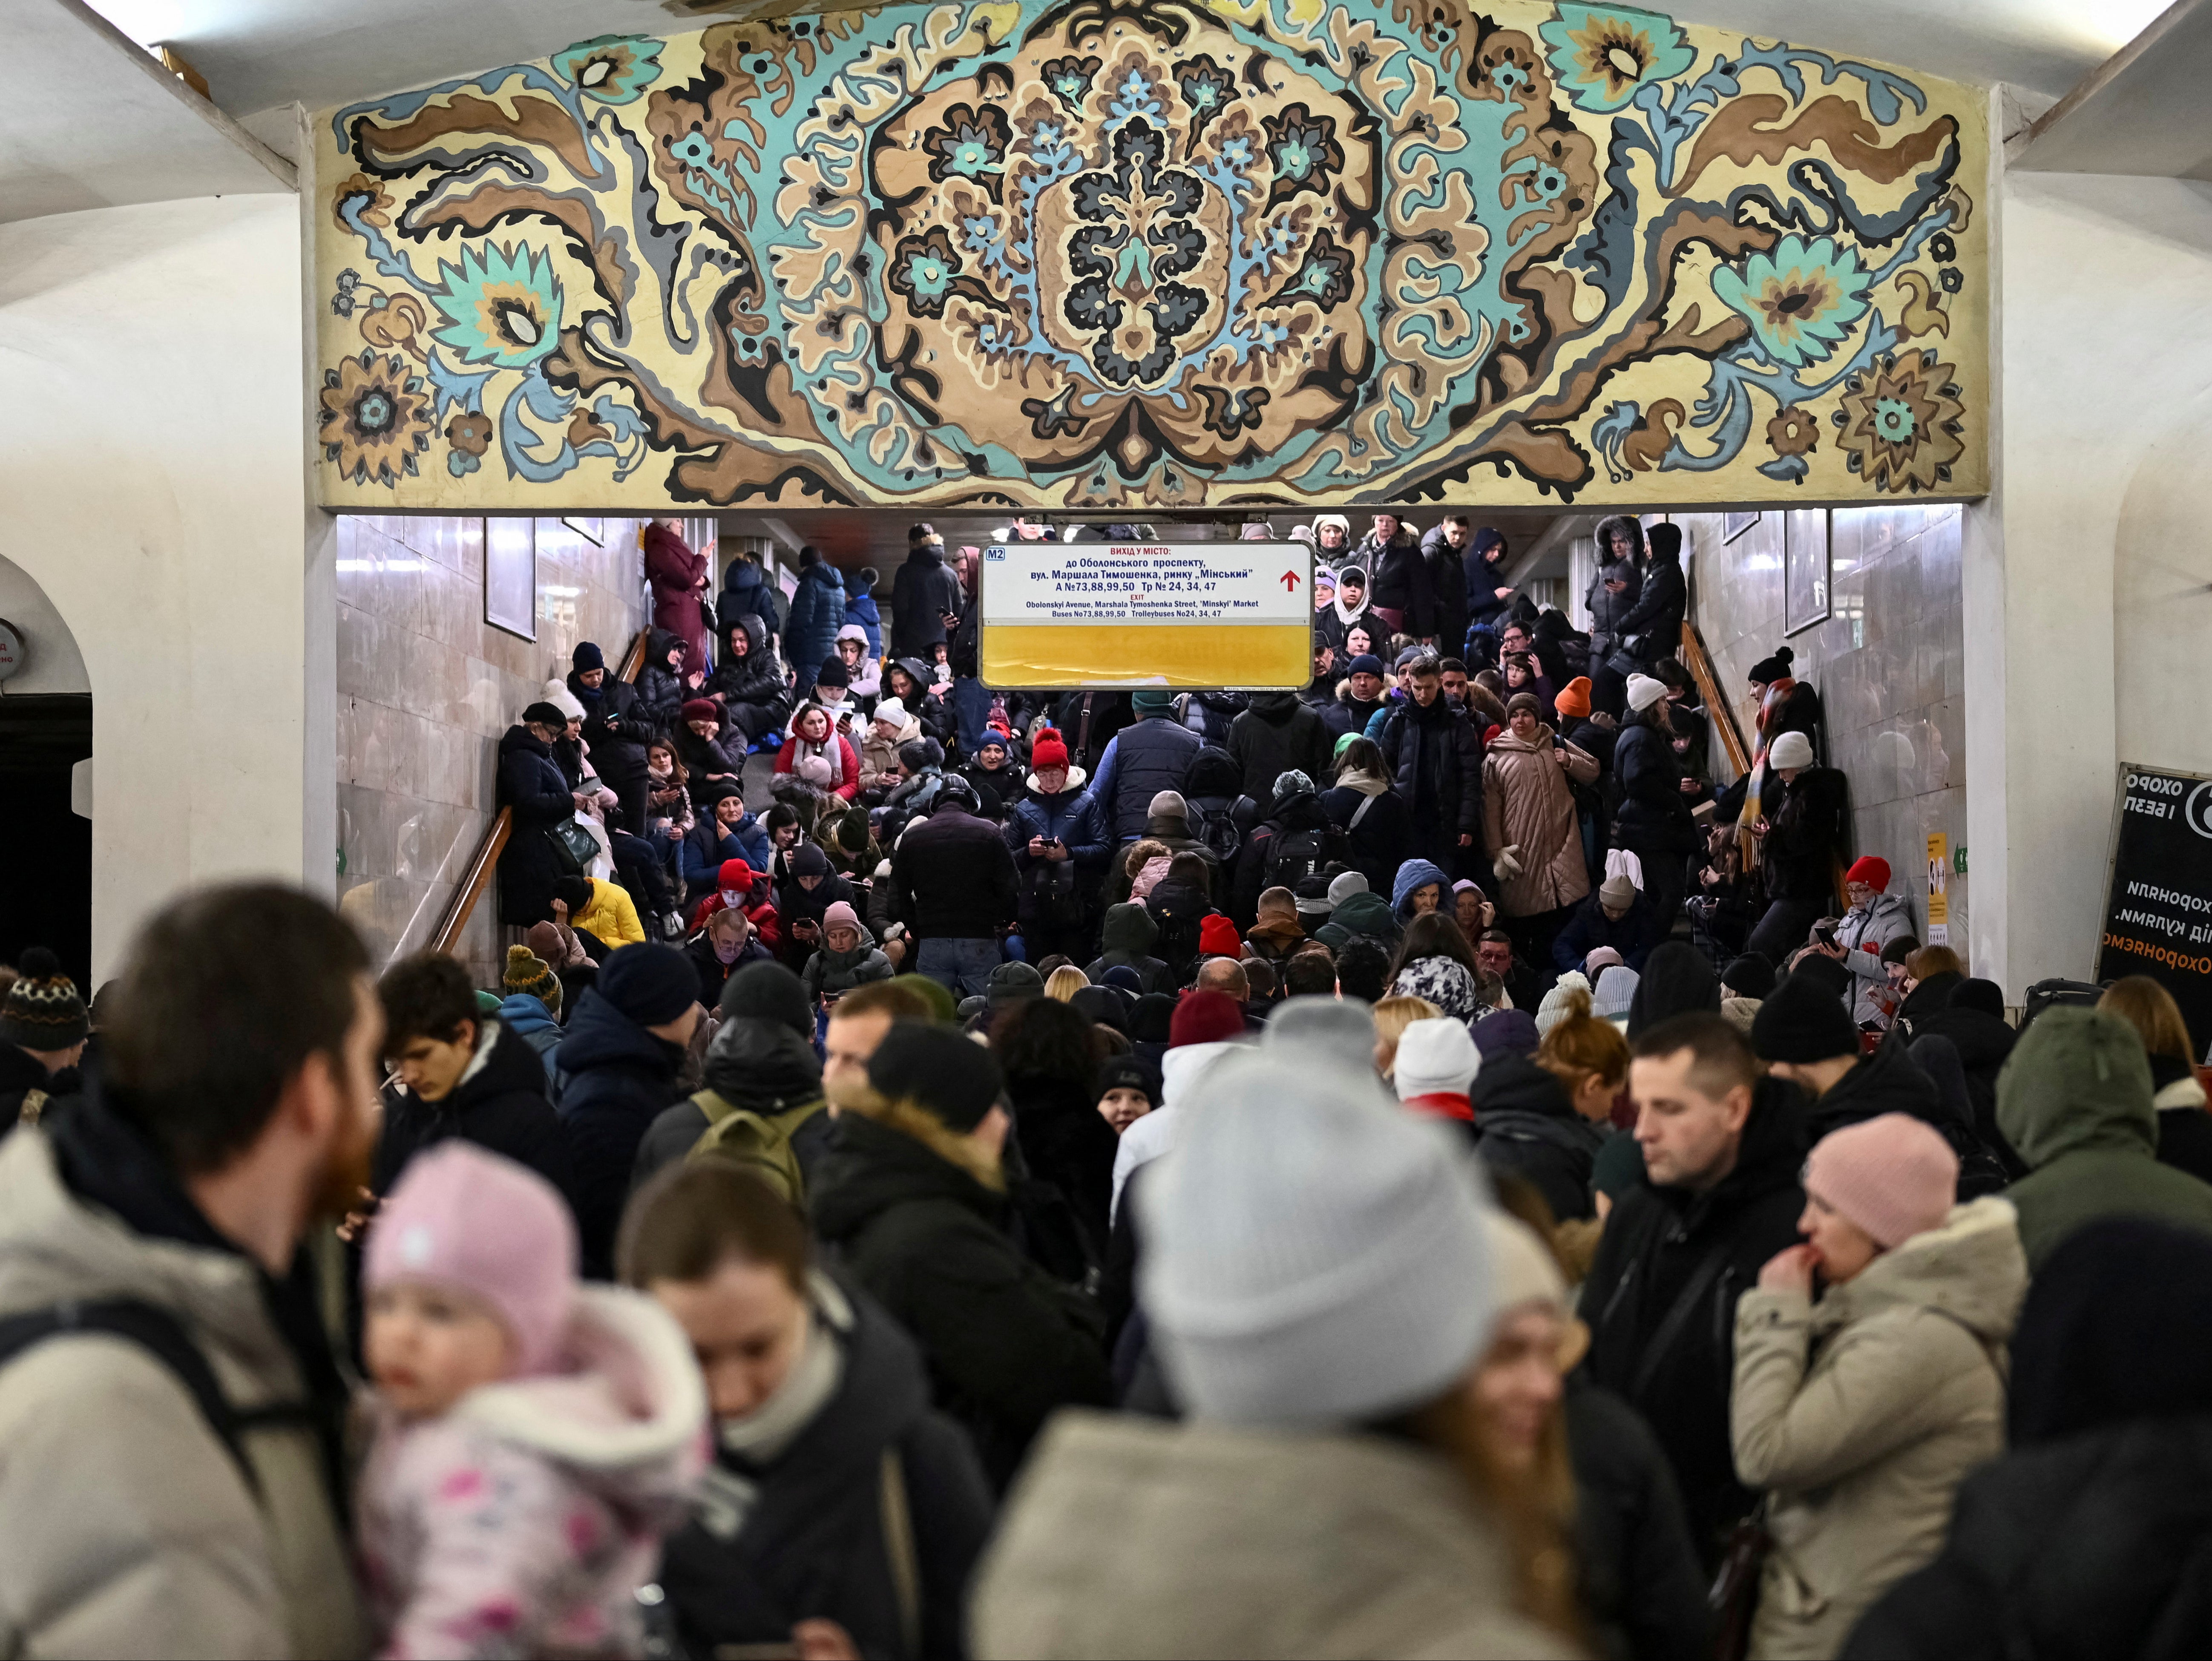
[810, 1112, 1110, 1490]
[719, 558, 783, 650]
[646, 520, 710, 674]
[843, 570, 885, 657]
[357, 1287, 706, 1658]
[1582, 1077, 1808, 1563]
[1616, 522, 1686, 656]
[1833, 892, 1916, 1027]
[1585, 549, 1644, 642]
[635, 628, 692, 731]
[1228, 693, 1335, 803]
[784, 560, 849, 684]
[889, 543, 964, 658]
[1329, 888, 1402, 948]
[971, 1412, 1572, 1659]
[553, 989, 689, 1278]
[708, 615, 790, 724]
[0, 1103, 365, 1658]
[1552, 889, 1654, 976]
[1733, 1198, 2026, 1660]
[495, 724, 578, 928]
[495, 992, 565, 1085]
[1994, 1007, 2212, 1268]
[371, 1019, 576, 1221]
[1391, 857, 1454, 921]
[1085, 904, 1174, 995]
[1804, 1039, 1946, 1146]
[630, 1013, 829, 1197]
[1483, 724, 1599, 916]
[657, 1276, 992, 1660]
[1471, 1053, 1609, 1223]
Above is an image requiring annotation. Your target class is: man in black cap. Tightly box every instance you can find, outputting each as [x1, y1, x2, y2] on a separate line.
[1751, 971, 1943, 1145]
[892, 777, 1018, 997]
[810, 1024, 1111, 1488]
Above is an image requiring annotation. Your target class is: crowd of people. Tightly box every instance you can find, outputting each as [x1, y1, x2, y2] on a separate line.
[0, 510, 2206, 1659]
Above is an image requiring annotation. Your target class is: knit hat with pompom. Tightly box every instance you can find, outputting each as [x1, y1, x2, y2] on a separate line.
[1, 949, 87, 1050]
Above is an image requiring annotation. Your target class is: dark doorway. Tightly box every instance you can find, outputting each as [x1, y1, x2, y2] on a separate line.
[0, 694, 93, 992]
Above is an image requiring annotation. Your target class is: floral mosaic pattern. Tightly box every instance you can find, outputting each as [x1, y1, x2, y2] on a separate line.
[316, 0, 1986, 508]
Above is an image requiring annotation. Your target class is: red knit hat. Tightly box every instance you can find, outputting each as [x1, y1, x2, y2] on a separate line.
[1170, 988, 1246, 1048]
[682, 697, 720, 723]
[718, 858, 755, 892]
[1197, 914, 1244, 960]
[1030, 728, 1069, 771]
[1844, 855, 1892, 891]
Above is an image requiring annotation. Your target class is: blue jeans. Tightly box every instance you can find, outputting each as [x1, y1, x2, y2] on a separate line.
[917, 935, 1001, 998]
[952, 676, 992, 757]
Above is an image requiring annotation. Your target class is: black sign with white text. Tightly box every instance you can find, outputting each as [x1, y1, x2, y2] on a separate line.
[2097, 764, 2212, 1058]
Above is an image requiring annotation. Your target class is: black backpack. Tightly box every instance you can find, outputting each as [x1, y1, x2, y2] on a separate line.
[1189, 798, 1243, 867]
[1266, 820, 1352, 892]
[1150, 895, 1209, 976]
[2021, 978, 2103, 1032]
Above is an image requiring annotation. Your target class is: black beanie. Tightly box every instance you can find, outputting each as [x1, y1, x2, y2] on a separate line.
[718, 961, 811, 1035]
[572, 641, 605, 673]
[869, 1023, 1004, 1131]
[789, 841, 831, 879]
[897, 737, 941, 774]
[0, 948, 87, 1050]
[596, 943, 698, 1027]
[1721, 953, 1777, 1001]
[521, 700, 568, 728]
[1751, 972, 1861, 1063]
[1747, 645, 1795, 685]
[1952, 978, 2005, 1019]
[815, 656, 850, 689]
[1095, 1051, 1159, 1107]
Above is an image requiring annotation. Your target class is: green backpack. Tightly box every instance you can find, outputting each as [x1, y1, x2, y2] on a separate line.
[685, 1089, 825, 1205]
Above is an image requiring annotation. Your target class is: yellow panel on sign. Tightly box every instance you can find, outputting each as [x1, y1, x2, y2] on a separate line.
[982, 625, 1312, 691]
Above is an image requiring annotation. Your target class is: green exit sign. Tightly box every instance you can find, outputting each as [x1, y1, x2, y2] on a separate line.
[1953, 846, 1967, 875]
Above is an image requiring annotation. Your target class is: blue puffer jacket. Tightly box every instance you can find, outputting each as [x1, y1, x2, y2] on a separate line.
[553, 988, 686, 1279]
[1004, 778, 1110, 877]
[784, 561, 848, 685]
[497, 992, 564, 1085]
[844, 570, 884, 657]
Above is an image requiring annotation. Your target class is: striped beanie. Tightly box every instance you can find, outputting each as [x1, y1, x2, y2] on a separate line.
[502, 945, 561, 1016]
[1, 949, 88, 1051]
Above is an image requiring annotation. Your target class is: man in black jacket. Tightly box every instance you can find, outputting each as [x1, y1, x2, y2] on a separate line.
[1582, 1013, 1806, 1570]
[1751, 972, 1945, 1143]
[372, 952, 575, 1219]
[810, 1024, 1111, 1490]
[1418, 515, 1473, 660]
[1897, 975, 2022, 1174]
[889, 529, 964, 660]
[892, 778, 1018, 996]
[1377, 656, 1484, 872]
[1227, 692, 1335, 803]
[496, 702, 583, 927]
[568, 641, 656, 835]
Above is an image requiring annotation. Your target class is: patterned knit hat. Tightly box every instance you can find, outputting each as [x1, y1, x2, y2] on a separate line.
[0, 949, 87, 1051]
[501, 945, 561, 1016]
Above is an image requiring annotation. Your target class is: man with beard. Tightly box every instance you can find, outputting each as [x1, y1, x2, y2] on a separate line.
[0, 884, 381, 1656]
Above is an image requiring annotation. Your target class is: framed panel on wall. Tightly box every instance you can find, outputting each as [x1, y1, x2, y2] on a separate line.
[1722, 511, 1761, 544]
[1784, 510, 1831, 636]
[485, 517, 536, 640]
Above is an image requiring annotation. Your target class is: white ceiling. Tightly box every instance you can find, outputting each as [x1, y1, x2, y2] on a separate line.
[79, 0, 2174, 120]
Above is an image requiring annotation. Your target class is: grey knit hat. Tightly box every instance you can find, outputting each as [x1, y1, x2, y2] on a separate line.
[1138, 1050, 1498, 1425]
[1326, 870, 1370, 907]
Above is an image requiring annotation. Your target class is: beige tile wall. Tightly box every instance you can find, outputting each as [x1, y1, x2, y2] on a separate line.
[1681, 504, 1968, 954]
[335, 516, 653, 986]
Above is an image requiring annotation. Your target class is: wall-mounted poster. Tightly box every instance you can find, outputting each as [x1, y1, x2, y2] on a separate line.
[1722, 512, 1761, 544]
[485, 518, 535, 640]
[1784, 510, 1832, 636]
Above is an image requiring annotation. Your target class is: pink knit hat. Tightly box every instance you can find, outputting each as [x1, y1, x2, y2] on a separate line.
[1803, 1114, 1959, 1248]
[821, 900, 861, 933]
[364, 1142, 577, 1374]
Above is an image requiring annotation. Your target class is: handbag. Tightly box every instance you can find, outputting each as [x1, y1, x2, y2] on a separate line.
[1604, 645, 1643, 679]
[548, 816, 600, 871]
[1708, 1498, 1772, 1661]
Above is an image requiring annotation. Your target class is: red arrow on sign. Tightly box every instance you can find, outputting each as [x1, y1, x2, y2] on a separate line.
[1280, 570, 1301, 592]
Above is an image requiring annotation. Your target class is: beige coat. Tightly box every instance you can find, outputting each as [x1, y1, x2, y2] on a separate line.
[1731, 1197, 2026, 1661]
[861, 714, 921, 782]
[971, 1410, 1573, 1660]
[0, 1129, 365, 1659]
[1481, 725, 1599, 916]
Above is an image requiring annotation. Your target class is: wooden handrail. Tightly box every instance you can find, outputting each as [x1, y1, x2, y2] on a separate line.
[1679, 620, 1751, 778]
[426, 625, 652, 958]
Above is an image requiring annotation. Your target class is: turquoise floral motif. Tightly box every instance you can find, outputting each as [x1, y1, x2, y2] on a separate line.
[1540, 3, 1696, 114]
[429, 242, 563, 371]
[550, 35, 663, 104]
[1712, 235, 1874, 369]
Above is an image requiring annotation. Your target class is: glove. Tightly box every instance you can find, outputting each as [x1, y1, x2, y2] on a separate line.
[1494, 845, 1525, 881]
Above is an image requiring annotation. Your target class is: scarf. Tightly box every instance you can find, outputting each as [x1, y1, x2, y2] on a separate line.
[716, 1274, 851, 1464]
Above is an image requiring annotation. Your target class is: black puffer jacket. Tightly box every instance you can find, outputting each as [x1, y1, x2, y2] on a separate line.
[889, 544, 964, 657]
[552, 989, 688, 1279]
[1418, 525, 1471, 655]
[1230, 786, 1335, 927]
[1567, 1382, 1713, 1661]
[1378, 695, 1484, 843]
[1613, 714, 1697, 858]
[891, 806, 1018, 940]
[371, 1019, 575, 1218]
[1360, 529, 1434, 636]
[1615, 522, 1686, 659]
[1472, 1054, 1609, 1224]
[495, 724, 577, 927]
[1760, 764, 1850, 905]
[630, 1013, 828, 1193]
[708, 615, 790, 720]
[657, 1277, 994, 1661]
[1580, 1077, 1808, 1567]
[810, 1113, 1111, 1491]
[1804, 1038, 1945, 1144]
[1228, 694, 1335, 803]
[635, 628, 691, 731]
[570, 667, 654, 783]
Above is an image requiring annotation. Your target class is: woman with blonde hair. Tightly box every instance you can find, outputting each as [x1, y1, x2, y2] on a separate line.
[2098, 974, 2212, 1182]
[1371, 994, 1441, 1079]
[1042, 964, 1090, 1003]
[1465, 985, 1624, 1238]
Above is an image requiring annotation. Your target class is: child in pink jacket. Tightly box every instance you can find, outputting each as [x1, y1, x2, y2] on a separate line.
[358, 1143, 707, 1660]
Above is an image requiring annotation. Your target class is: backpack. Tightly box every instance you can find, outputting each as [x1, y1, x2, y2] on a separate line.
[2021, 978, 2102, 1032]
[1265, 820, 1352, 892]
[687, 1089, 824, 1204]
[1189, 798, 1243, 867]
[1150, 895, 1209, 976]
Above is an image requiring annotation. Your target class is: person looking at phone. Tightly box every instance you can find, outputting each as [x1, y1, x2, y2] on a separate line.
[1742, 731, 1847, 964]
[1004, 730, 1110, 965]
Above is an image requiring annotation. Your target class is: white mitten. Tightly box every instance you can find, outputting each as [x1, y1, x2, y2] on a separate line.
[1494, 845, 1525, 881]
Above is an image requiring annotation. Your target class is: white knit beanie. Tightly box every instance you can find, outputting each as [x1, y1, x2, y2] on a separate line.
[1392, 1018, 1481, 1100]
[1536, 971, 1591, 1039]
[1769, 730, 1815, 769]
[1139, 1051, 1499, 1425]
[1625, 673, 1669, 713]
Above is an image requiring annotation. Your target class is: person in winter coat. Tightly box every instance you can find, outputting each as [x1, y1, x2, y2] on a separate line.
[889, 535, 964, 659]
[357, 1144, 705, 1659]
[775, 703, 862, 803]
[1085, 691, 1204, 843]
[1729, 1117, 2026, 1661]
[1585, 519, 1645, 667]
[1583, 1013, 1808, 1567]
[1391, 855, 1452, 924]
[1741, 730, 1845, 961]
[881, 659, 952, 750]
[553, 946, 702, 1278]
[1484, 694, 1600, 957]
[719, 549, 784, 661]
[1754, 973, 1946, 1146]
[1613, 521, 1686, 668]
[891, 779, 1019, 995]
[801, 902, 894, 1005]
[497, 704, 584, 927]
[1228, 691, 1335, 803]
[782, 548, 847, 683]
[1379, 657, 1485, 870]
[497, 947, 567, 1085]
[676, 700, 749, 809]
[1471, 985, 1627, 1228]
[1003, 730, 1109, 964]
[992, 996, 1124, 1260]
[972, 1045, 1576, 1659]
[1099, 790, 1221, 909]
[861, 698, 920, 792]
[682, 789, 771, 898]
[1462, 526, 1517, 652]
[1316, 572, 1383, 663]
[636, 628, 695, 734]
[1229, 772, 1335, 930]
[842, 565, 886, 658]
[811, 1026, 1111, 1491]
[1894, 975, 2022, 1175]
[835, 625, 881, 708]
[631, 962, 827, 1189]
[0, 951, 84, 1132]
[1358, 513, 1435, 639]
[1993, 1005, 2212, 1269]
[1320, 734, 1413, 891]
[1611, 676, 1698, 936]
[685, 904, 774, 1009]
[567, 640, 656, 835]
[1552, 874, 1654, 976]
[1085, 902, 1174, 995]
[625, 1161, 993, 1661]
[708, 615, 790, 743]
[2095, 975, 2212, 1184]
[1841, 1218, 2212, 1661]
[1718, 644, 1827, 829]
[646, 518, 711, 676]
[374, 951, 576, 1218]
[1419, 515, 1474, 663]
[1824, 857, 1916, 1027]
[1321, 648, 1389, 737]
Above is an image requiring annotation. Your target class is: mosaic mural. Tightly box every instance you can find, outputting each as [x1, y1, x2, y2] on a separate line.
[315, 0, 1988, 510]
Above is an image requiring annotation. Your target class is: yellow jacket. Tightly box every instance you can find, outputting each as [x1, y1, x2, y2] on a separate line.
[573, 878, 645, 948]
